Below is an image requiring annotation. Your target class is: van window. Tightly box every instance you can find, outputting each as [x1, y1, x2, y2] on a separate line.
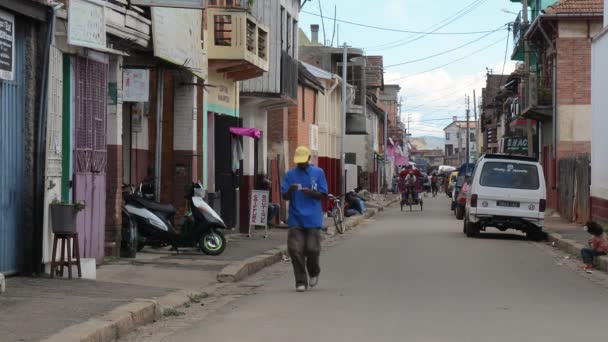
[479, 162, 540, 190]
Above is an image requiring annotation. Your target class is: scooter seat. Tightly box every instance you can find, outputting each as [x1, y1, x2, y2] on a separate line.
[135, 198, 176, 214]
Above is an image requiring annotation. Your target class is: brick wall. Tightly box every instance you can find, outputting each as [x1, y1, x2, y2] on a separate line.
[557, 37, 592, 105]
[287, 84, 318, 168]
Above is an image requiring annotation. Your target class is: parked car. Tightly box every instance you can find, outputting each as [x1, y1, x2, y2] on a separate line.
[464, 154, 547, 240]
[454, 181, 468, 220]
[451, 163, 475, 210]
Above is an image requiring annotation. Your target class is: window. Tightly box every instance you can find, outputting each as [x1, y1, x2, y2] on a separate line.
[292, 19, 298, 57]
[286, 14, 292, 53]
[456, 132, 460, 140]
[280, 7, 285, 50]
[480, 162, 540, 190]
[446, 144, 453, 156]
[214, 15, 232, 46]
[470, 132, 475, 142]
[445, 132, 451, 140]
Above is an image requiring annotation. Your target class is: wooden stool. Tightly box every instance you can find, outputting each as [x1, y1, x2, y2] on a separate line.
[50, 232, 82, 279]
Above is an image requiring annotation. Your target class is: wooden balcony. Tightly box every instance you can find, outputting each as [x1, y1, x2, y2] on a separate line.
[207, 8, 269, 81]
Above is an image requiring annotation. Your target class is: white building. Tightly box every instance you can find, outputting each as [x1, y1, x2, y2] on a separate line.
[591, 0, 608, 223]
[443, 119, 477, 167]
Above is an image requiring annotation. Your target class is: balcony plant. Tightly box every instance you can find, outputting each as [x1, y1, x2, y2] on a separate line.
[50, 199, 85, 234]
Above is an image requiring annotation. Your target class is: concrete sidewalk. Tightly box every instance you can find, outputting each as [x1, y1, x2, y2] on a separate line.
[1, 195, 397, 342]
[544, 214, 608, 270]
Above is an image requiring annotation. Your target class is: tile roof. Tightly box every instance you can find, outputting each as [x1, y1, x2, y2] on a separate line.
[545, 0, 604, 14]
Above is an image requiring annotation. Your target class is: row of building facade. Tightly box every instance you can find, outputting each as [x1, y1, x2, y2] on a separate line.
[0, 0, 406, 275]
[477, 0, 608, 225]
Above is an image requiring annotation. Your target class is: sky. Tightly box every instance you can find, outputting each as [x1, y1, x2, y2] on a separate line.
[298, 0, 522, 137]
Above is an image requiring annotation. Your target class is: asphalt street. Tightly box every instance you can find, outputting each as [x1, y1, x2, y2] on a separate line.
[123, 195, 608, 342]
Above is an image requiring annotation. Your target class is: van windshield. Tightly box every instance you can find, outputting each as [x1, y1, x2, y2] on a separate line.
[480, 162, 540, 190]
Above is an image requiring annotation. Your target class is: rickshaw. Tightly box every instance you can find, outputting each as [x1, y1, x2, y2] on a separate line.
[398, 169, 424, 212]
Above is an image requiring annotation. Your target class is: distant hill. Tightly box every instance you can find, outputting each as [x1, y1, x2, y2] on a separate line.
[410, 136, 444, 151]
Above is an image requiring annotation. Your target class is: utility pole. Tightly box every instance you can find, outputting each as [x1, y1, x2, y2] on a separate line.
[473, 89, 477, 160]
[522, 0, 534, 158]
[341, 43, 348, 195]
[466, 95, 471, 164]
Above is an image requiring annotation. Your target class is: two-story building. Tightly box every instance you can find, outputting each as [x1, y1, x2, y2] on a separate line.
[509, 0, 603, 221]
[444, 118, 477, 167]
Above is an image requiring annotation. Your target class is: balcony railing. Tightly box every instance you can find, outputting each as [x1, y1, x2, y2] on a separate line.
[519, 73, 553, 117]
[207, 8, 269, 80]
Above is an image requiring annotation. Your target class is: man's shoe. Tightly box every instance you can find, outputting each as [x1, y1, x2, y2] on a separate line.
[296, 285, 307, 292]
[309, 276, 319, 288]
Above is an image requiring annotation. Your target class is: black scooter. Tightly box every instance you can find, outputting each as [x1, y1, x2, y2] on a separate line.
[121, 182, 228, 257]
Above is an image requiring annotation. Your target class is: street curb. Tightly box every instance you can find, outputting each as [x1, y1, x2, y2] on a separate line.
[42, 199, 394, 341]
[546, 231, 608, 271]
[42, 285, 220, 342]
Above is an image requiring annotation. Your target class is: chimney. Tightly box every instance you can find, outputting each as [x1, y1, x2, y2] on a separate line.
[311, 24, 319, 44]
[453, 116, 458, 122]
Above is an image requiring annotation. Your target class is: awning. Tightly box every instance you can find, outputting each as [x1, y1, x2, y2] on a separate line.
[230, 127, 261, 139]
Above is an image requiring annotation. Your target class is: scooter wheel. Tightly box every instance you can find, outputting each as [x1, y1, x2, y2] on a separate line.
[200, 229, 226, 256]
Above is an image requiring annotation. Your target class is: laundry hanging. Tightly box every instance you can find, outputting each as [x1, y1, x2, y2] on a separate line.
[231, 136, 243, 173]
[229, 127, 261, 139]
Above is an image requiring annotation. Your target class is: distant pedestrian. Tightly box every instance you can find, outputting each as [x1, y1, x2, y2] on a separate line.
[581, 221, 608, 273]
[281, 146, 328, 292]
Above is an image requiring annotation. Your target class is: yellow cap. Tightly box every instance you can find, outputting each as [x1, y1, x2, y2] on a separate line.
[294, 146, 310, 164]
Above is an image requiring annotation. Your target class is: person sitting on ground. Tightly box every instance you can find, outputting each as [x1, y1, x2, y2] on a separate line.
[581, 221, 608, 273]
[344, 191, 364, 217]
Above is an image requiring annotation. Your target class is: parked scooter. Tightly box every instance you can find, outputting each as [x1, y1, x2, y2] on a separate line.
[120, 182, 227, 257]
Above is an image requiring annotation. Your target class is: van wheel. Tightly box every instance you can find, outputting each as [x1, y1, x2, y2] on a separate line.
[526, 229, 545, 242]
[455, 206, 464, 220]
[465, 219, 479, 238]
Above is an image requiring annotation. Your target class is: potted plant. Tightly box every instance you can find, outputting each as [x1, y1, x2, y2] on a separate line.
[50, 199, 86, 234]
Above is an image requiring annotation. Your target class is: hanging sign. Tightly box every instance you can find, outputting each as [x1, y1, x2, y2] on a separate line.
[123, 69, 150, 102]
[68, 0, 106, 51]
[249, 190, 269, 227]
[0, 9, 15, 81]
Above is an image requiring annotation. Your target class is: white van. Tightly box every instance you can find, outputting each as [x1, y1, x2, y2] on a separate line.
[464, 154, 546, 240]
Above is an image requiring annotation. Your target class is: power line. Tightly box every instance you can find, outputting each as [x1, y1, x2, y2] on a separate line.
[300, 10, 505, 35]
[368, 0, 491, 51]
[385, 25, 507, 68]
[387, 36, 508, 83]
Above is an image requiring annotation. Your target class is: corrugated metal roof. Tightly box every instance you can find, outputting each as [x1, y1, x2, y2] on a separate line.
[545, 0, 603, 14]
[302, 62, 334, 80]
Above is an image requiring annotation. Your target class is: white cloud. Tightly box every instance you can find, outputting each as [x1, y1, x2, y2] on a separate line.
[386, 59, 518, 138]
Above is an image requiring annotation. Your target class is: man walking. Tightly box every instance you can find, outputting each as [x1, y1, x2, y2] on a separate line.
[281, 146, 328, 292]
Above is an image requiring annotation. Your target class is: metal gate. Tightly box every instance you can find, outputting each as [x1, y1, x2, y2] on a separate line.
[0, 21, 25, 274]
[73, 56, 108, 263]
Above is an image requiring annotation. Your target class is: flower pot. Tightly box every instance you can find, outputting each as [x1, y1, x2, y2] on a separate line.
[50, 204, 78, 234]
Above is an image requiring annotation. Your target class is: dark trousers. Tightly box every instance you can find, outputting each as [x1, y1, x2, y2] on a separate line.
[287, 228, 321, 287]
[581, 247, 606, 265]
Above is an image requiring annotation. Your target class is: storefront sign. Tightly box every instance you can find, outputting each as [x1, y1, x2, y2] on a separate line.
[68, 0, 106, 50]
[249, 190, 269, 227]
[207, 70, 238, 116]
[130, 0, 205, 8]
[152, 8, 206, 79]
[503, 137, 528, 154]
[123, 69, 150, 102]
[0, 9, 15, 81]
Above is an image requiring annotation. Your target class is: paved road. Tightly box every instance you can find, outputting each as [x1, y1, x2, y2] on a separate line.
[125, 196, 608, 341]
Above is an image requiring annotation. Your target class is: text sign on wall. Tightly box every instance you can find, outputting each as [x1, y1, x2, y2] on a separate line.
[503, 137, 529, 154]
[123, 69, 150, 102]
[68, 0, 106, 50]
[0, 9, 15, 81]
[249, 190, 269, 227]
